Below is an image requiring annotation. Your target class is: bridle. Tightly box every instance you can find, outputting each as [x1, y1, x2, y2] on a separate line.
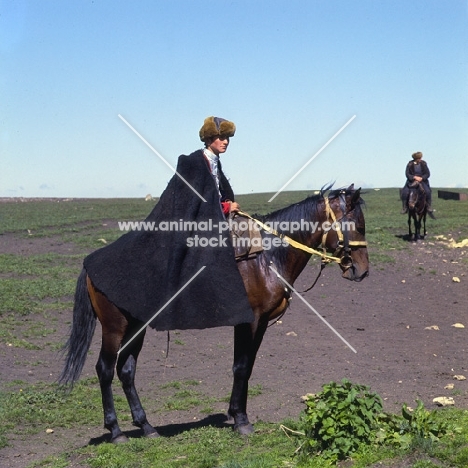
[322, 191, 367, 270]
[237, 191, 368, 291]
[297, 191, 367, 292]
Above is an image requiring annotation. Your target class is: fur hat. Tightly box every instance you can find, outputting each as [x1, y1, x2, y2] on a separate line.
[412, 151, 423, 160]
[199, 116, 236, 142]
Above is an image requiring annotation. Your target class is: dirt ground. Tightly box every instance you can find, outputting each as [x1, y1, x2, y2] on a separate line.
[0, 232, 467, 467]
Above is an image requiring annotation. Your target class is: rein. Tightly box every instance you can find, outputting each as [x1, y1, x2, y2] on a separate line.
[236, 208, 342, 264]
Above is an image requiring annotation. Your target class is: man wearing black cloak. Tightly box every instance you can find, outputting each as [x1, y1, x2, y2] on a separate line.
[83, 116, 254, 330]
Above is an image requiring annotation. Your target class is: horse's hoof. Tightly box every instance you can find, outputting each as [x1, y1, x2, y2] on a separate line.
[111, 434, 129, 444]
[235, 423, 255, 435]
[146, 431, 160, 438]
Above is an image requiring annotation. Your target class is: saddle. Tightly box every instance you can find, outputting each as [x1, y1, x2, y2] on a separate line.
[229, 213, 264, 261]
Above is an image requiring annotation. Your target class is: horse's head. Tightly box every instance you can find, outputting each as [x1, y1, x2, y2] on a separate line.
[408, 183, 422, 211]
[323, 185, 369, 282]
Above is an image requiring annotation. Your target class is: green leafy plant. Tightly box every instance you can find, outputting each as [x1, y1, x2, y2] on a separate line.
[299, 379, 384, 461]
[376, 399, 450, 451]
[296, 380, 454, 463]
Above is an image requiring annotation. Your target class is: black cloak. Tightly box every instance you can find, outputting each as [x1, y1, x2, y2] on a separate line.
[83, 150, 254, 330]
[405, 159, 431, 184]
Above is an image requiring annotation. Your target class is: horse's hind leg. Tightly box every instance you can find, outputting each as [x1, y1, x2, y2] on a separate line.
[88, 279, 129, 443]
[116, 326, 159, 438]
[95, 327, 128, 443]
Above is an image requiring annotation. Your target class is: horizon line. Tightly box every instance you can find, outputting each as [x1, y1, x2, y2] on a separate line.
[1, 185, 468, 200]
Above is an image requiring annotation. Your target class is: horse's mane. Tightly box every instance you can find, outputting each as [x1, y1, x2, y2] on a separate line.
[258, 184, 362, 226]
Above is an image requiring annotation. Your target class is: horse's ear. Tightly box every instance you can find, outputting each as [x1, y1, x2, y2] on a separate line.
[351, 187, 361, 206]
[347, 183, 355, 191]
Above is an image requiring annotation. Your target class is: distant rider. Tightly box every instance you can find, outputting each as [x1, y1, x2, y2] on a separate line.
[400, 151, 435, 218]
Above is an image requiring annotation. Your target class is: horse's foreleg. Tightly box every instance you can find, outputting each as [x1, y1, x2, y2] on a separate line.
[228, 319, 268, 435]
[415, 216, 422, 240]
[407, 214, 413, 240]
[116, 327, 159, 438]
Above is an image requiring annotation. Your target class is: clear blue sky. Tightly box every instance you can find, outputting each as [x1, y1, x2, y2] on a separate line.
[1, 0, 467, 198]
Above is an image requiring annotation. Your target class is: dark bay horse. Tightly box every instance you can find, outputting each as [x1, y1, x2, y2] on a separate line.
[60, 185, 369, 442]
[407, 182, 428, 241]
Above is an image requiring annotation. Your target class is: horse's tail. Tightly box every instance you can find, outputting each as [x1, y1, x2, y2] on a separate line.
[59, 268, 96, 388]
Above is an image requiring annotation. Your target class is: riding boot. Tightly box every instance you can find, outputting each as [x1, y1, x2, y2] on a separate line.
[427, 203, 436, 219]
[400, 201, 408, 214]
[426, 194, 436, 219]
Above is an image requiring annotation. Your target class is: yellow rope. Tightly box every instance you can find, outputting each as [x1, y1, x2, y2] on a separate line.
[236, 197, 367, 263]
[236, 210, 342, 264]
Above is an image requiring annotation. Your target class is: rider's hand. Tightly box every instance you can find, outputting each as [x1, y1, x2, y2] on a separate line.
[230, 202, 241, 213]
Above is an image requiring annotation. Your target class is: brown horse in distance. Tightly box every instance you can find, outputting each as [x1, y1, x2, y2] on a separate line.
[60, 185, 369, 442]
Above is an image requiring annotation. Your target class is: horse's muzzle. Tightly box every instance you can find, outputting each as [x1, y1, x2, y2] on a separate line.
[342, 266, 369, 282]
[354, 269, 369, 282]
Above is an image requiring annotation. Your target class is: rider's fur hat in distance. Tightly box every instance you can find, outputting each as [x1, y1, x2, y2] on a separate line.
[412, 151, 423, 160]
[199, 116, 236, 142]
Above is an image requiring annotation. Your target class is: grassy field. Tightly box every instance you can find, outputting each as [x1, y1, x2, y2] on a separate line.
[2, 187, 468, 246]
[0, 188, 468, 467]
